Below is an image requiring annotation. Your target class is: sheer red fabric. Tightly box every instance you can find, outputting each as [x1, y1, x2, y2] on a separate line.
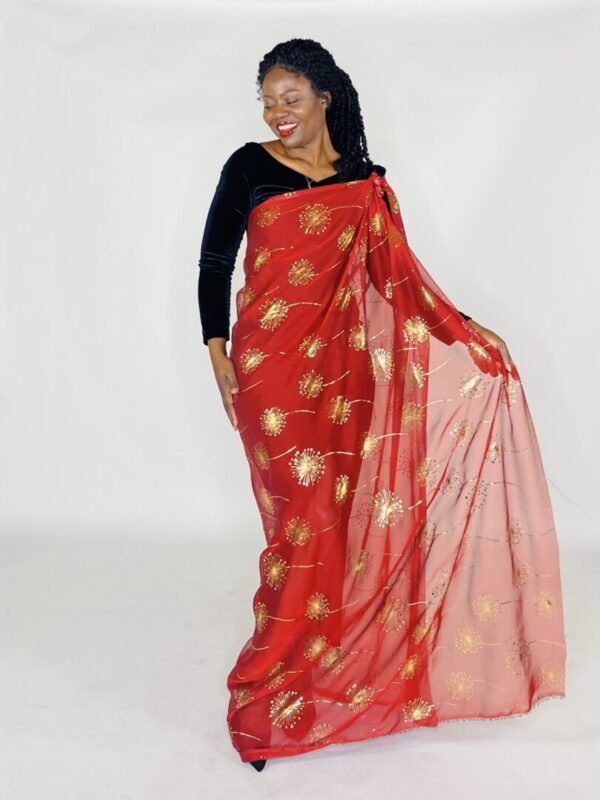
[225, 170, 566, 763]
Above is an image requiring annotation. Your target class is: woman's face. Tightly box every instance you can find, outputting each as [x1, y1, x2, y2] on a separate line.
[261, 67, 330, 148]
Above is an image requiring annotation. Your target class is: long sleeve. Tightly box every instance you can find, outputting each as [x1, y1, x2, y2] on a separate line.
[198, 150, 252, 345]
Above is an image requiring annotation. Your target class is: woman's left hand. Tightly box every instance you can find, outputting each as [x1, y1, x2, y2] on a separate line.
[468, 320, 515, 374]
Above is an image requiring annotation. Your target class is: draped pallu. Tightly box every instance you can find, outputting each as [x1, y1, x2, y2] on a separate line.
[226, 170, 566, 763]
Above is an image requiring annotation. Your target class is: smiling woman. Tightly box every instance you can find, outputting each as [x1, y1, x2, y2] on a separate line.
[197, 37, 566, 772]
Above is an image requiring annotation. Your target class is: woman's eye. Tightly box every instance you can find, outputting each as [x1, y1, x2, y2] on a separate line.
[287, 100, 298, 105]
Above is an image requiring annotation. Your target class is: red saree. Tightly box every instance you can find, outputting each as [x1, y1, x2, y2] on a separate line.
[226, 170, 566, 763]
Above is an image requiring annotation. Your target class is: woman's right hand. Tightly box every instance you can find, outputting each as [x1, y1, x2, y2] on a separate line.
[207, 340, 240, 430]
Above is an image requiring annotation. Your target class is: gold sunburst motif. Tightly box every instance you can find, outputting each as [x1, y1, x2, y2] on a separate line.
[269, 690, 305, 728]
[232, 687, 253, 708]
[502, 375, 520, 405]
[384, 277, 394, 299]
[334, 474, 350, 504]
[299, 333, 325, 358]
[406, 361, 426, 388]
[459, 370, 486, 399]
[416, 285, 438, 311]
[303, 633, 330, 660]
[328, 395, 352, 424]
[345, 682, 376, 713]
[508, 516, 525, 545]
[440, 467, 462, 496]
[533, 590, 558, 618]
[259, 487, 275, 514]
[402, 401, 424, 426]
[376, 595, 408, 633]
[369, 347, 394, 381]
[447, 671, 475, 701]
[262, 552, 289, 590]
[299, 202, 332, 235]
[284, 516, 313, 546]
[319, 645, 346, 675]
[416, 520, 436, 550]
[505, 638, 531, 676]
[373, 488, 404, 527]
[348, 323, 367, 350]
[467, 338, 492, 362]
[398, 653, 421, 679]
[369, 211, 385, 236]
[299, 369, 325, 398]
[288, 257, 316, 286]
[455, 625, 483, 654]
[429, 569, 450, 599]
[253, 442, 270, 470]
[354, 238, 368, 266]
[487, 439, 502, 462]
[251, 245, 271, 272]
[240, 347, 267, 374]
[403, 315, 430, 343]
[289, 447, 326, 486]
[463, 479, 489, 511]
[337, 224, 357, 250]
[538, 661, 564, 690]
[256, 204, 281, 227]
[264, 661, 287, 689]
[412, 615, 433, 643]
[347, 548, 372, 579]
[260, 406, 287, 436]
[308, 723, 335, 745]
[473, 594, 501, 622]
[512, 557, 532, 587]
[335, 284, 353, 311]
[258, 297, 290, 330]
[306, 592, 330, 620]
[254, 601, 268, 633]
[449, 419, 476, 446]
[360, 431, 381, 460]
[238, 286, 256, 310]
[416, 457, 440, 485]
[403, 698, 434, 722]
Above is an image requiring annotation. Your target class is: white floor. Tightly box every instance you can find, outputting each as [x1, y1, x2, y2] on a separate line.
[0, 535, 596, 800]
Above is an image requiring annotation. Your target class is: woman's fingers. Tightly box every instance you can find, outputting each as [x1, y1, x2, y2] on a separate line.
[221, 373, 240, 431]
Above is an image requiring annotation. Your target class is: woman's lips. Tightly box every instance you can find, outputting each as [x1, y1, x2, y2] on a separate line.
[276, 122, 299, 137]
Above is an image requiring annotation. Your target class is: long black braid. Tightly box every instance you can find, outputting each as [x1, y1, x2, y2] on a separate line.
[256, 38, 376, 182]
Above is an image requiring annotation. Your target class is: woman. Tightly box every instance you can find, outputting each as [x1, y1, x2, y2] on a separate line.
[198, 39, 566, 771]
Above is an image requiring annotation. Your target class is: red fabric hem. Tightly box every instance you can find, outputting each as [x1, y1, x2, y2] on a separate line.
[237, 693, 566, 763]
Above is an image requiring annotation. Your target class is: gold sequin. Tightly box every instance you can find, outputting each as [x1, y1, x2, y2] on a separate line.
[308, 723, 335, 745]
[303, 633, 330, 660]
[416, 457, 440, 485]
[328, 395, 352, 424]
[398, 653, 421, 679]
[467, 338, 492, 362]
[238, 286, 256, 310]
[504, 638, 531, 676]
[369, 211, 385, 236]
[319, 645, 347, 674]
[401, 401, 424, 426]
[299, 333, 325, 358]
[260, 406, 287, 436]
[360, 431, 381, 460]
[254, 601, 268, 633]
[459, 370, 487, 399]
[376, 595, 408, 633]
[335, 285, 353, 311]
[233, 688, 253, 708]
[416, 285, 438, 311]
[348, 324, 367, 350]
[251, 246, 271, 272]
[253, 442, 270, 470]
[533, 590, 559, 618]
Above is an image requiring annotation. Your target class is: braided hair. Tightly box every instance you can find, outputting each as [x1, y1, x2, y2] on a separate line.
[256, 38, 375, 182]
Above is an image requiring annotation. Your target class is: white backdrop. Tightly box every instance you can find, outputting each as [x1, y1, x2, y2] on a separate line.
[1, 0, 597, 543]
[1, 2, 598, 797]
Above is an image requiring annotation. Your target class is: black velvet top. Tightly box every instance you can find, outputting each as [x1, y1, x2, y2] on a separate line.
[197, 141, 471, 345]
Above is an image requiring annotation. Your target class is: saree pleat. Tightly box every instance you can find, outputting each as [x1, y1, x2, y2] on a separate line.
[225, 171, 566, 762]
